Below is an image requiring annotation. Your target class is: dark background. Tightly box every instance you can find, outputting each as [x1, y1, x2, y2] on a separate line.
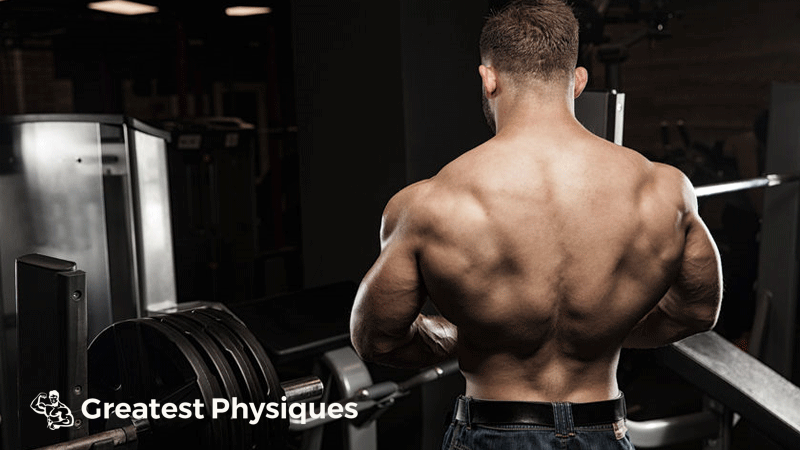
[1, 1, 799, 449]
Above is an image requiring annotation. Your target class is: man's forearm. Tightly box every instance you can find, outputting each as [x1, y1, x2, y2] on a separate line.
[623, 304, 697, 348]
[623, 289, 716, 349]
[626, 209, 723, 349]
[364, 315, 457, 369]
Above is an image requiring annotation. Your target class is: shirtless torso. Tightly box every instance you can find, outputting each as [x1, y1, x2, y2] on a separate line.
[350, 118, 723, 403]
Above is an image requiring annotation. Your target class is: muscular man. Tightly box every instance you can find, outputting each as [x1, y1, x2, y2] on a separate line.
[31, 390, 75, 430]
[350, 1, 723, 448]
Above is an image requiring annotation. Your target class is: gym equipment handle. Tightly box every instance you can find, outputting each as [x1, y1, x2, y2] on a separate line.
[290, 359, 460, 431]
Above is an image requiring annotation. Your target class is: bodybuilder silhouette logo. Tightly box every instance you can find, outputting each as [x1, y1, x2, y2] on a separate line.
[30, 390, 75, 430]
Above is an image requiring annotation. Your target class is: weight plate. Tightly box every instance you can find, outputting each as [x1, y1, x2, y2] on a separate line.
[179, 310, 266, 403]
[143, 319, 230, 449]
[177, 310, 265, 449]
[196, 308, 287, 448]
[157, 313, 247, 450]
[88, 318, 225, 450]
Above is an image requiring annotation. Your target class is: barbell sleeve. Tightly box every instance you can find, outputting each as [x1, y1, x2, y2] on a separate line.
[281, 376, 324, 403]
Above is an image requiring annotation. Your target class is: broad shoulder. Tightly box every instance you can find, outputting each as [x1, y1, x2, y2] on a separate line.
[380, 179, 439, 246]
[380, 176, 473, 247]
[595, 141, 695, 221]
[602, 140, 694, 211]
[649, 162, 696, 214]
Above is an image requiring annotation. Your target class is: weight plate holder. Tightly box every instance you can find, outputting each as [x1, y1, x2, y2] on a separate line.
[175, 310, 267, 448]
[87, 318, 228, 450]
[156, 313, 249, 450]
[195, 307, 287, 448]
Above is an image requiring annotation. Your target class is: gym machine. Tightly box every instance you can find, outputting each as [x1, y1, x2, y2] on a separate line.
[0, 115, 177, 450]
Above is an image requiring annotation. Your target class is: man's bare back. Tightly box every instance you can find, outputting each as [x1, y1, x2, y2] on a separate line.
[350, 123, 722, 404]
[352, 3, 722, 449]
[351, 1, 722, 414]
[411, 125, 707, 403]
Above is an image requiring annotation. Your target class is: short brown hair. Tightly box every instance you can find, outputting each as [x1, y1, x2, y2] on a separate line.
[480, 0, 579, 82]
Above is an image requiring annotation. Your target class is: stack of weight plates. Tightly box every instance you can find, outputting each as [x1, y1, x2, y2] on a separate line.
[88, 307, 287, 450]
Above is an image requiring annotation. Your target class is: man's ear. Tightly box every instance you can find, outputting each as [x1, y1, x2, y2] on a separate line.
[574, 66, 588, 98]
[479, 64, 498, 97]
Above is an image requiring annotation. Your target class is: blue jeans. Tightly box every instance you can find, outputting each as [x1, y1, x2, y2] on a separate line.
[442, 398, 635, 450]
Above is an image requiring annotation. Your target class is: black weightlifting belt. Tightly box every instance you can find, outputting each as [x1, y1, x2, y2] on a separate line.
[455, 395, 627, 427]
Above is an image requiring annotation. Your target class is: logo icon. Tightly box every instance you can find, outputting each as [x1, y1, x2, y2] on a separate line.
[30, 390, 75, 430]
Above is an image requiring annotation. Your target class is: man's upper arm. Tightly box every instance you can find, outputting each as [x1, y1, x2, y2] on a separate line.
[659, 165, 723, 328]
[350, 183, 429, 359]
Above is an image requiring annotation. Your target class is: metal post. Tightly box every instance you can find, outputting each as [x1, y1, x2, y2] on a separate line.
[702, 397, 732, 450]
[575, 90, 626, 145]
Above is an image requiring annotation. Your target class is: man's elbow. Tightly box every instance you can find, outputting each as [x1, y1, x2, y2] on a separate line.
[351, 335, 378, 362]
[705, 300, 721, 331]
[685, 303, 721, 336]
[693, 314, 718, 334]
[351, 327, 410, 365]
[684, 281, 723, 335]
[661, 297, 720, 342]
[701, 288, 723, 332]
[351, 329, 388, 362]
[350, 309, 373, 360]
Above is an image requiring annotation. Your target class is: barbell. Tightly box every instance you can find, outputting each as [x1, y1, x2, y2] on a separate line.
[694, 172, 800, 198]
